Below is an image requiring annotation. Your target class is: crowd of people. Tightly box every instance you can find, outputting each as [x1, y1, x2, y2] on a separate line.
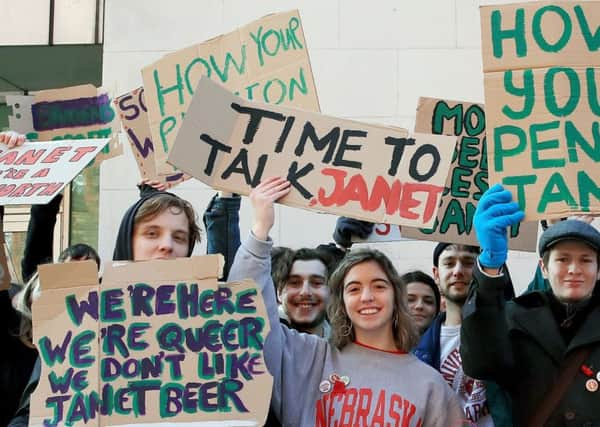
[2, 129, 600, 426]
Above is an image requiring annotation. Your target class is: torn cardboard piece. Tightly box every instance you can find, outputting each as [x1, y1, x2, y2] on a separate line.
[141, 9, 320, 178]
[7, 84, 122, 163]
[31, 256, 272, 427]
[481, 1, 600, 220]
[114, 87, 187, 188]
[169, 77, 457, 228]
[0, 138, 109, 205]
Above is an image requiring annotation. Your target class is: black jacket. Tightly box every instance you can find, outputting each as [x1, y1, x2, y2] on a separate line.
[461, 263, 600, 426]
[0, 290, 37, 426]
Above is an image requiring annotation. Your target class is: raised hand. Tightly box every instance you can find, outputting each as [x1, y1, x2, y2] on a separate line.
[474, 183, 524, 269]
[249, 177, 291, 241]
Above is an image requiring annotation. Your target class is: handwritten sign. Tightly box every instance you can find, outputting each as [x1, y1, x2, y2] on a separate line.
[399, 97, 537, 251]
[7, 85, 122, 163]
[169, 77, 456, 227]
[0, 139, 109, 205]
[481, 1, 600, 220]
[114, 87, 186, 188]
[30, 256, 272, 426]
[141, 10, 320, 177]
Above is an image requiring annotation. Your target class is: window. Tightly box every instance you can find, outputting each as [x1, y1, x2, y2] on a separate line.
[0, 0, 104, 280]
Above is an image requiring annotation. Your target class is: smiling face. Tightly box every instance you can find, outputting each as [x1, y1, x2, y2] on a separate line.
[278, 259, 329, 331]
[541, 240, 600, 303]
[406, 282, 437, 334]
[433, 245, 477, 306]
[132, 208, 190, 261]
[343, 260, 396, 343]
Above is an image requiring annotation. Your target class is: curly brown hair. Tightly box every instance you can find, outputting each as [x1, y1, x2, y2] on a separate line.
[327, 248, 418, 351]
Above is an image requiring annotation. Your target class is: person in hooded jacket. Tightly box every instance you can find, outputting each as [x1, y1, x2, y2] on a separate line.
[8, 181, 200, 427]
[112, 182, 201, 262]
[462, 184, 600, 425]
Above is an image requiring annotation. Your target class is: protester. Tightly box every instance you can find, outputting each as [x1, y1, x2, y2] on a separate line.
[0, 131, 52, 425]
[228, 176, 462, 426]
[462, 184, 600, 425]
[401, 270, 440, 336]
[112, 182, 201, 261]
[203, 192, 335, 426]
[275, 247, 332, 337]
[413, 242, 513, 426]
[0, 281, 37, 427]
[58, 243, 101, 267]
[9, 243, 101, 427]
[9, 177, 194, 426]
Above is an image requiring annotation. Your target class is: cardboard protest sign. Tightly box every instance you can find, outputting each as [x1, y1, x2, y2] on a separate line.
[30, 261, 100, 427]
[141, 10, 320, 178]
[0, 139, 109, 205]
[169, 77, 457, 228]
[31, 256, 272, 427]
[114, 87, 186, 188]
[481, 1, 600, 220]
[399, 97, 537, 251]
[6, 85, 122, 163]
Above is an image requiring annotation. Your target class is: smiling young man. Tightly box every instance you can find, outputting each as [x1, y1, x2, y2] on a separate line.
[276, 248, 331, 337]
[462, 184, 600, 425]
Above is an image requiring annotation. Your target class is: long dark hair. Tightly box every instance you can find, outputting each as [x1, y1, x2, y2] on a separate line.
[327, 249, 418, 351]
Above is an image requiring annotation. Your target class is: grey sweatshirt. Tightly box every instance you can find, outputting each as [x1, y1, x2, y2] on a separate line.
[229, 233, 462, 427]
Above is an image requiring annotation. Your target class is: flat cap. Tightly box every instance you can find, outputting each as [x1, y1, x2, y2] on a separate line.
[538, 219, 600, 256]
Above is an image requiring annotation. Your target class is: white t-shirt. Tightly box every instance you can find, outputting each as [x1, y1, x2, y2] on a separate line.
[440, 325, 494, 427]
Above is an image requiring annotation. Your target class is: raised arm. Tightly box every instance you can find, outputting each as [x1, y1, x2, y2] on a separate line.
[460, 184, 524, 386]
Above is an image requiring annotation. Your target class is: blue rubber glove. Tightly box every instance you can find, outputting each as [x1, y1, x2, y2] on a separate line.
[474, 184, 525, 268]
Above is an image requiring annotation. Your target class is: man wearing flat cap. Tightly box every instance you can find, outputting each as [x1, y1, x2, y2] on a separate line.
[461, 184, 600, 426]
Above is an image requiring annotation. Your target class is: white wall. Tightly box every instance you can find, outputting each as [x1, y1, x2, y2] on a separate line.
[100, 0, 540, 294]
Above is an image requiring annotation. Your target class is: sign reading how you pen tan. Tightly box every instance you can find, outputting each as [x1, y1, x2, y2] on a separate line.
[481, 1, 600, 220]
[30, 256, 272, 426]
[168, 77, 457, 228]
[399, 97, 538, 251]
[142, 10, 320, 178]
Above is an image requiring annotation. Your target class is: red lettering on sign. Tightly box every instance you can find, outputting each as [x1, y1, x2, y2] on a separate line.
[15, 149, 47, 165]
[42, 147, 72, 163]
[315, 168, 443, 223]
[31, 168, 50, 178]
[69, 146, 97, 162]
[0, 152, 17, 165]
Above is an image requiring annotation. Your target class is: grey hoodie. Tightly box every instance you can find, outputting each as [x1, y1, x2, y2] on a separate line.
[229, 233, 463, 427]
